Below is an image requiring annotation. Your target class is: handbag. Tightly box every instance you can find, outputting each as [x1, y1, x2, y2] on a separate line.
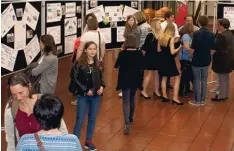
[98, 31, 104, 71]
[34, 133, 46, 151]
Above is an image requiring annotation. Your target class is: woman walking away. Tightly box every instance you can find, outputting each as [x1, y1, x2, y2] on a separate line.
[71, 41, 105, 151]
[115, 34, 143, 135]
[140, 18, 163, 99]
[159, 23, 183, 105]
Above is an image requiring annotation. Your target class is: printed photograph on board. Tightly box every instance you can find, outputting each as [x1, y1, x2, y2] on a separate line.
[26, 30, 33, 39]
[7, 33, 14, 43]
[16, 8, 23, 18]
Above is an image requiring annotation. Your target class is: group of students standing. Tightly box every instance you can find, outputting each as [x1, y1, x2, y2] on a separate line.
[4, 9, 234, 151]
[115, 11, 234, 134]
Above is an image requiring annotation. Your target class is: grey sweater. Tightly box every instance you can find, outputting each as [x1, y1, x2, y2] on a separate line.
[32, 54, 58, 94]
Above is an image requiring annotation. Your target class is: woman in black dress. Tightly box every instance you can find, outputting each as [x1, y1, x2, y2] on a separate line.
[140, 19, 163, 99]
[159, 23, 183, 105]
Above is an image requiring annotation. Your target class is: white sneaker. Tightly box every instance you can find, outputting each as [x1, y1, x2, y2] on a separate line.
[118, 92, 122, 97]
[209, 88, 218, 93]
[71, 100, 77, 105]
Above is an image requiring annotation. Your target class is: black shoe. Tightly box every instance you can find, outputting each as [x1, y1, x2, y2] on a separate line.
[140, 93, 151, 99]
[179, 92, 189, 97]
[153, 92, 161, 99]
[172, 100, 184, 105]
[211, 97, 225, 101]
[161, 97, 170, 102]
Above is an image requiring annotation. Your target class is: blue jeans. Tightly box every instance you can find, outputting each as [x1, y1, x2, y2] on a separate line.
[122, 88, 137, 125]
[192, 66, 209, 102]
[73, 95, 101, 140]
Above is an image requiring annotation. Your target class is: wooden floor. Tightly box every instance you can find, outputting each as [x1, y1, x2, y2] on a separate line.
[1, 50, 234, 151]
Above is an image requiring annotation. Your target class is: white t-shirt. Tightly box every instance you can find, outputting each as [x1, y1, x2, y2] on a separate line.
[161, 21, 180, 38]
[80, 31, 106, 60]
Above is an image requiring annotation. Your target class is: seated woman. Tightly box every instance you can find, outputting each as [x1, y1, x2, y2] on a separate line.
[16, 94, 82, 151]
[5, 73, 68, 151]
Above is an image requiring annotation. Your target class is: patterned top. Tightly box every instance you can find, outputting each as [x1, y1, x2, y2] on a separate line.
[16, 133, 82, 151]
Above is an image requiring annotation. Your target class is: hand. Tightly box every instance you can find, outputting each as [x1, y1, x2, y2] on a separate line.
[97, 86, 104, 95]
[142, 50, 146, 56]
[86, 90, 94, 96]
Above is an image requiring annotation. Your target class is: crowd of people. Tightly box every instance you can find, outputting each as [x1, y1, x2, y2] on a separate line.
[4, 9, 234, 151]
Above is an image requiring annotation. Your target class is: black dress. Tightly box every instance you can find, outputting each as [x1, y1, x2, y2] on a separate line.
[141, 33, 160, 70]
[159, 38, 179, 77]
[114, 50, 144, 91]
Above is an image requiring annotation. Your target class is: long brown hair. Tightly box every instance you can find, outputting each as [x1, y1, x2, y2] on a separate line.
[77, 41, 100, 68]
[180, 23, 194, 37]
[40, 35, 57, 55]
[123, 15, 137, 38]
[159, 23, 175, 47]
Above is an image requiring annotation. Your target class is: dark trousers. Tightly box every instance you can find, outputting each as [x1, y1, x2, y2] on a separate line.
[73, 95, 101, 140]
[122, 88, 137, 125]
[179, 60, 193, 94]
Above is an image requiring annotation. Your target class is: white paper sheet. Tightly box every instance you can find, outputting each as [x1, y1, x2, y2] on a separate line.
[117, 26, 125, 42]
[24, 35, 40, 65]
[224, 7, 234, 30]
[64, 17, 77, 36]
[1, 44, 18, 71]
[86, 5, 105, 23]
[1, 4, 17, 38]
[47, 3, 62, 23]
[22, 2, 40, 30]
[65, 2, 76, 17]
[105, 6, 123, 22]
[47, 26, 61, 44]
[99, 28, 111, 44]
[64, 35, 77, 54]
[122, 6, 138, 19]
[14, 21, 26, 50]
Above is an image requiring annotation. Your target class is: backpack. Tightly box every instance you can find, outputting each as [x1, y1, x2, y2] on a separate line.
[9, 94, 42, 147]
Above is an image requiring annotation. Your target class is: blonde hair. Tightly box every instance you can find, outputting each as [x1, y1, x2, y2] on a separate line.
[150, 18, 161, 39]
[134, 11, 146, 23]
[159, 23, 175, 47]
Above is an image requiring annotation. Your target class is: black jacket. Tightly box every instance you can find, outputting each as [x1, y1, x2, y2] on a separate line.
[70, 62, 105, 96]
[212, 30, 234, 73]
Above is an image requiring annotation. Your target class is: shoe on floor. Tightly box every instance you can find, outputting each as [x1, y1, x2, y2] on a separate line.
[189, 100, 200, 106]
[84, 140, 97, 151]
[124, 125, 130, 135]
[71, 100, 77, 105]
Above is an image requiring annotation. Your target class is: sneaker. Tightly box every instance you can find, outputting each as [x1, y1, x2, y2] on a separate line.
[200, 101, 206, 105]
[118, 92, 122, 97]
[84, 140, 97, 151]
[209, 88, 218, 93]
[124, 125, 130, 135]
[71, 100, 77, 106]
[189, 100, 200, 106]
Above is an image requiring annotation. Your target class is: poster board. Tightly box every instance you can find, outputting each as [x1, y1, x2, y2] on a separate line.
[1, 1, 41, 76]
[86, 1, 140, 49]
[45, 1, 83, 57]
[217, 2, 234, 30]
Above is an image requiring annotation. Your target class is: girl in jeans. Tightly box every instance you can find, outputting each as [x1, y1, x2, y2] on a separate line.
[71, 41, 105, 151]
[115, 34, 143, 135]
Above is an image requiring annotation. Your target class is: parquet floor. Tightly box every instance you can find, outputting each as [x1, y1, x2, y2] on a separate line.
[1, 50, 234, 151]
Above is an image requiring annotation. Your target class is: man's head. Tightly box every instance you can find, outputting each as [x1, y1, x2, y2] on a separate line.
[198, 16, 208, 28]
[164, 11, 174, 23]
[185, 15, 194, 24]
[217, 18, 230, 32]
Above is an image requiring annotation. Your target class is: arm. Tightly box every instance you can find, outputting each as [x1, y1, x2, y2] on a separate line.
[76, 41, 85, 61]
[170, 38, 182, 55]
[101, 41, 106, 60]
[59, 118, 68, 134]
[70, 63, 87, 92]
[100, 70, 106, 88]
[183, 41, 194, 55]
[5, 104, 16, 151]
[114, 52, 121, 69]
[174, 23, 180, 43]
[31, 56, 54, 76]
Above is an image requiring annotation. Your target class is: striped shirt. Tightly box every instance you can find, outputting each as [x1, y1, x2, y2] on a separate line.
[16, 133, 82, 151]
